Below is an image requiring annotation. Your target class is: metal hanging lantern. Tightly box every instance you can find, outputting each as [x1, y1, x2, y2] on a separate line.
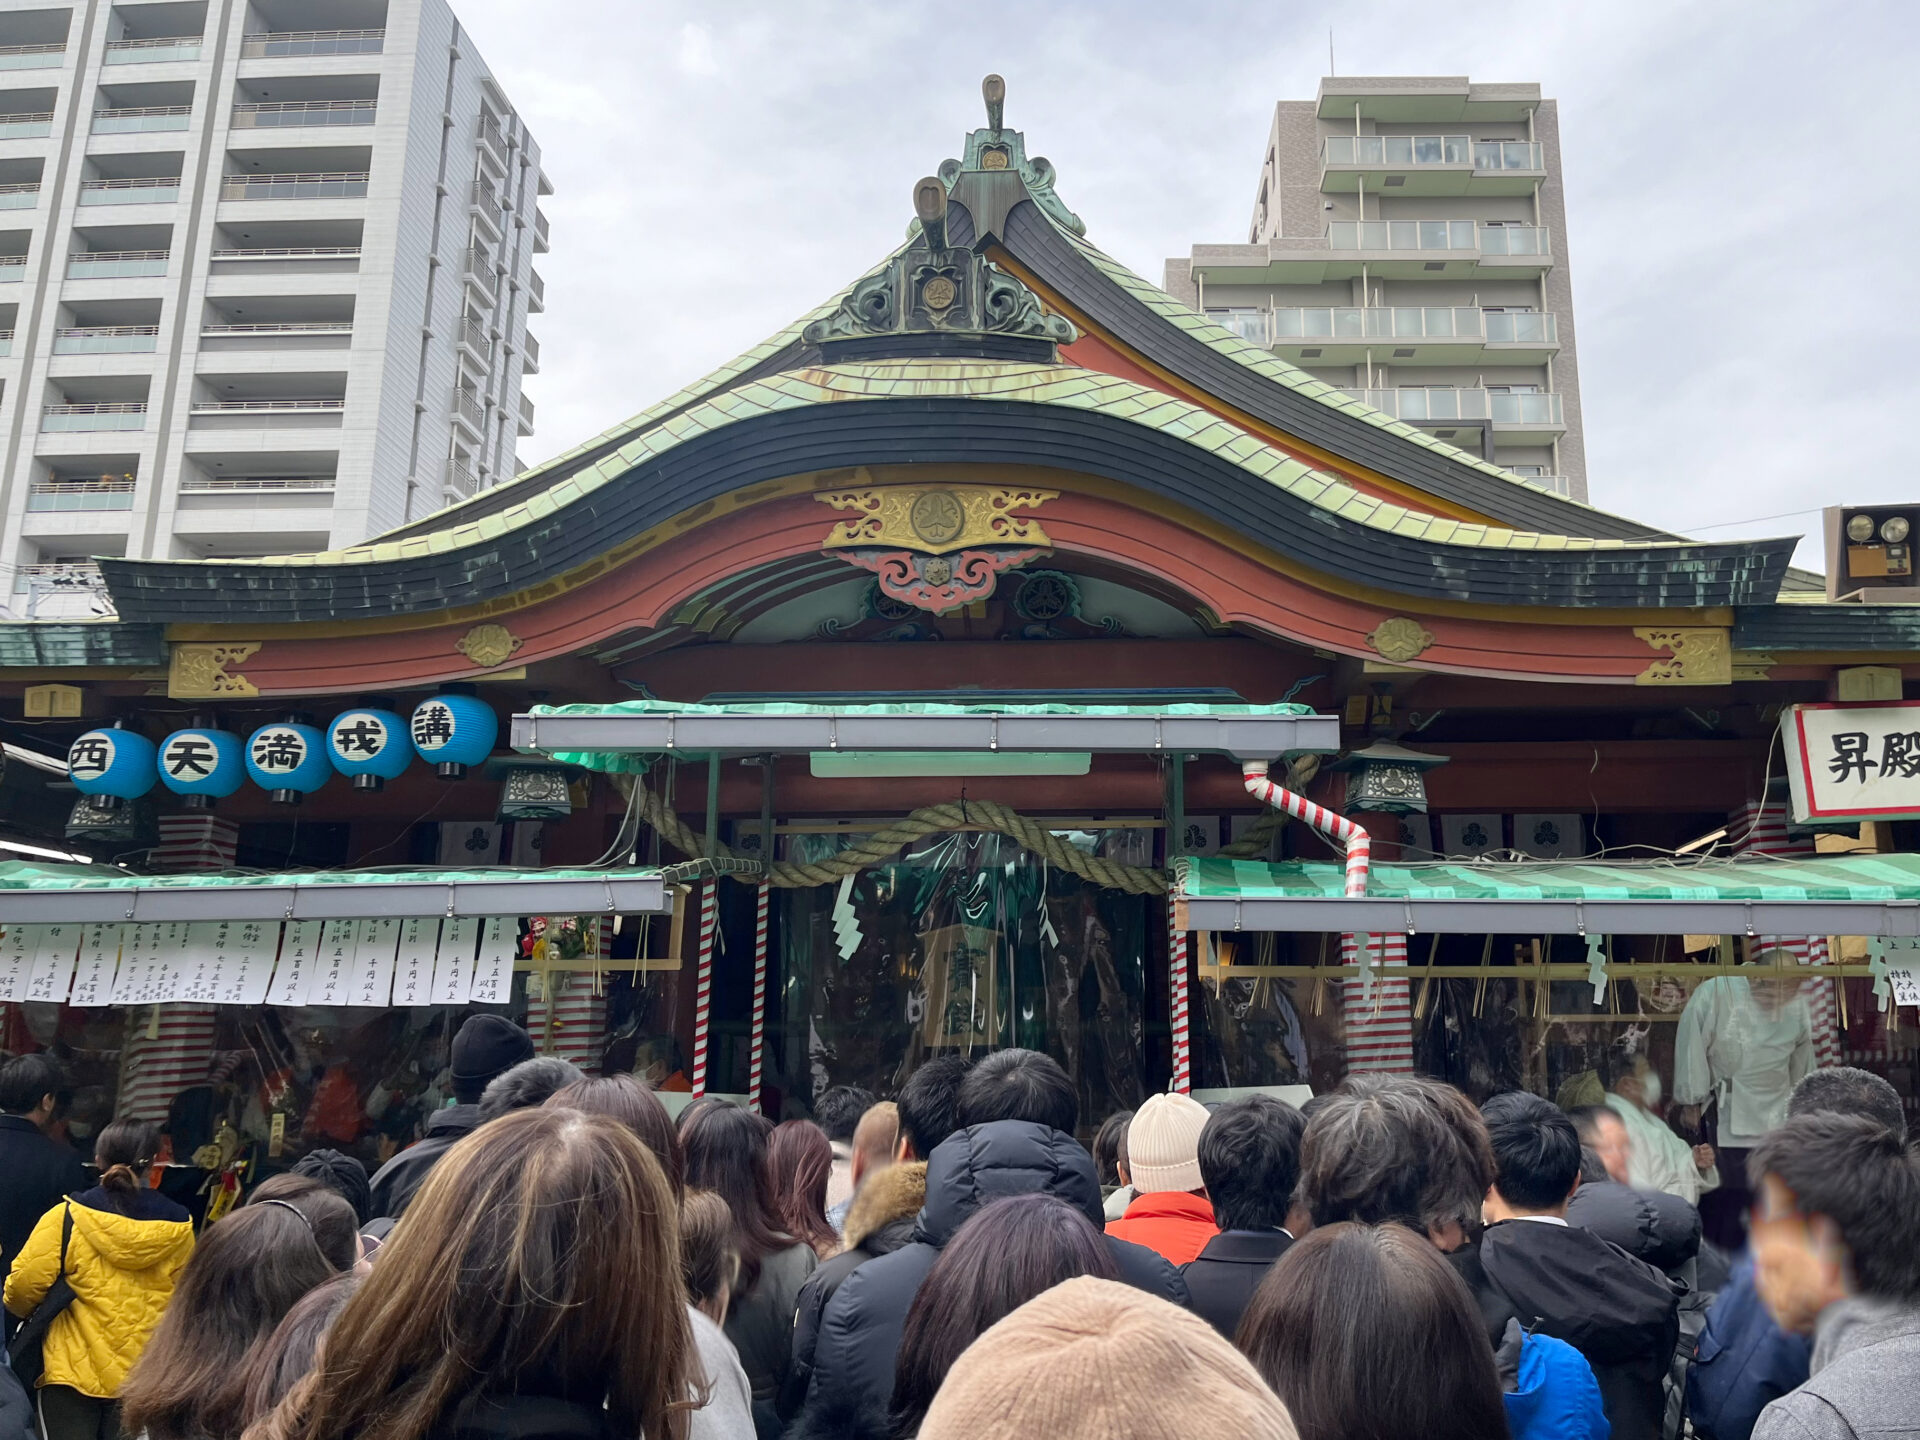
[245, 720, 332, 804]
[326, 709, 413, 791]
[65, 792, 150, 845]
[497, 765, 574, 821]
[410, 693, 498, 779]
[157, 726, 245, 810]
[1325, 740, 1449, 815]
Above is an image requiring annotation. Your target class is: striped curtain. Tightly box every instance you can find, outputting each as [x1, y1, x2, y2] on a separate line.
[1340, 933, 1414, 1073]
[523, 917, 611, 1075]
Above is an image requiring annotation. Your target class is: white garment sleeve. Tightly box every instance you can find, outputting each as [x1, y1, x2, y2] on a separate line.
[1674, 980, 1718, 1107]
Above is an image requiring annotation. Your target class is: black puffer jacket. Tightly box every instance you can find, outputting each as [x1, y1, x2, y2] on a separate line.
[1567, 1180, 1701, 1277]
[1476, 1219, 1682, 1440]
[368, 1104, 483, 1220]
[792, 1121, 1187, 1436]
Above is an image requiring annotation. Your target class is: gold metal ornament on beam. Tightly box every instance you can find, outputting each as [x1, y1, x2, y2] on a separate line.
[1366, 617, 1435, 664]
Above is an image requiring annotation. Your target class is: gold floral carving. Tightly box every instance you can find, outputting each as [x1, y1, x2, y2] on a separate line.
[817, 486, 1055, 555]
[1633, 627, 1733, 686]
[1366, 617, 1436, 664]
[168, 642, 261, 700]
[457, 623, 523, 669]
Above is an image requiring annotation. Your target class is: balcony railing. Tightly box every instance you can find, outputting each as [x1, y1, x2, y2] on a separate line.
[1323, 219, 1552, 255]
[452, 389, 485, 430]
[1225, 306, 1559, 347]
[0, 180, 38, 209]
[28, 477, 136, 511]
[67, 249, 168, 278]
[518, 393, 534, 429]
[203, 320, 351, 333]
[208, 244, 361, 262]
[445, 457, 477, 496]
[232, 99, 377, 128]
[92, 105, 191, 133]
[526, 269, 544, 309]
[0, 112, 53, 138]
[79, 176, 181, 205]
[42, 402, 148, 432]
[14, 562, 105, 593]
[220, 171, 370, 200]
[477, 113, 506, 158]
[104, 36, 203, 64]
[464, 247, 496, 296]
[179, 474, 334, 492]
[533, 208, 549, 251]
[240, 28, 384, 57]
[0, 255, 25, 280]
[189, 397, 345, 414]
[1507, 472, 1570, 496]
[0, 42, 65, 71]
[0, 329, 12, 354]
[459, 315, 489, 355]
[1324, 135, 1544, 171]
[1340, 387, 1564, 426]
[521, 332, 538, 370]
[53, 325, 159, 353]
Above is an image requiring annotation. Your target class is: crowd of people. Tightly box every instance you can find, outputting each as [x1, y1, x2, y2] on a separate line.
[0, 1024, 1908, 1440]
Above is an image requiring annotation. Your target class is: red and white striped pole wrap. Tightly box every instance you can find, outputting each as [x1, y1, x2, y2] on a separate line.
[749, 885, 770, 1112]
[690, 882, 718, 1095]
[1241, 761, 1372, 897]
[1168, 891, 1191, 1094]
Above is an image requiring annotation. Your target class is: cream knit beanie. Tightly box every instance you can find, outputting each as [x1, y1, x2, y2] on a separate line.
[1124, 1091, 1211, 1195]
[918, 1276, 1298, 1440]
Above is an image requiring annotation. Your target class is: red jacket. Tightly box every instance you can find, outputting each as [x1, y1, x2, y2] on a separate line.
[1104, 1190, 1219, 1265]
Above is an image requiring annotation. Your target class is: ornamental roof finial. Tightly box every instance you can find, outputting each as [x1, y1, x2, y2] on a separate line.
[983, 74, 1005, 134]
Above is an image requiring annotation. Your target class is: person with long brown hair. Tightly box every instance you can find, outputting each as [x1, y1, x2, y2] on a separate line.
[245, 1105, 695, 1440]
[681, 1103, 817, 1409]
[1236, 1222, 1512, 1440]
[236, 1273, 360, 1432]
[4, 1119, 192, 1440]
[119, 1191, 347, 1440]
[768, 1121, 838, 1259]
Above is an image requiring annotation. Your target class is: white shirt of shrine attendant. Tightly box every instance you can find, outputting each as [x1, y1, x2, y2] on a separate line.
[1674, 972, 1814, 1149]
[1606, 1091, 1720, 1205]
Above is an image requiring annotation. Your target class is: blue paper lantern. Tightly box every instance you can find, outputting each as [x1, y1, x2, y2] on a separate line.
[326, 709, 412, 790]
[67, 727, 157, 800]
[157, 727, 244, 808]
[410, 693, 498, 778]
[245, 721, 332, 803]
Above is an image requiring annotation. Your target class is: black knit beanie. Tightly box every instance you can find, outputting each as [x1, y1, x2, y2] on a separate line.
[450, 1014, 535, 1104]
[290, 1147, 373, 1224]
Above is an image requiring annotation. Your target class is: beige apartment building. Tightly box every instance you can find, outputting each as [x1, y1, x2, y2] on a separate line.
[1164, 75, 1586, 501]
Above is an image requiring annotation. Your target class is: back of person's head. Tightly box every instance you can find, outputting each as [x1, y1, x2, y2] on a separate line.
[1409, 1078, 1497, 1241]
[1299, 1076, 1470, 1233]
[1093, 1110, 1133, 1188]
[1749, 1112, 1920, 1310]
[245, 1175, 361, 1273]
[237, 1272, 359, 1432]
[447, 1014, 535, 1107]
[1199, 1095, 1304, 1233]
[93, 1118, 160, 1208]
[547, 1072, 686, 1201]
[1788, 1065, 1908, 1141]
[123, 1199, 344, 1440]
[243, 1107, 691, 1440]
[816, 1085, 876, 1145]
[767, 1119, 837, 1256]
[892, 1195, 1120, 1438]
[680, 1101, 789, 1293]
[956, 1049, 1076, 1135]
[478, 1055, 583, 1121]
[852, 1100, 901, 1176]
[917, 1276, 1298, 1440]
[897, 1056, 973, 1160]
[680, 1188, 739, 1319]
[1238, 1223, 1510, 1440]
[1481, 1091, 1581, 1213]
[1124, 1092, 1211, 1197]
[287, 1150, 372, 1227]
[0, 1052, 67, 1116]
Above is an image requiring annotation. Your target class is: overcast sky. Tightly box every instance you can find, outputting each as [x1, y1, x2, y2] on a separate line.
[456, 0, 1918, 565]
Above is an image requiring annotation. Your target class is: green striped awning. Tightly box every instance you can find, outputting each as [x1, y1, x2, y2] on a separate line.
[1175, 853, 1920, 936]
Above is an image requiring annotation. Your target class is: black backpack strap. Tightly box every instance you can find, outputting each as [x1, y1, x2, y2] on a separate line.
[56, 1205, 70, 1274]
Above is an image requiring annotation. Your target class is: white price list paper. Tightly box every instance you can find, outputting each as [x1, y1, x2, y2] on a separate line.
[26, 924, 83, 1004]
[69, 923, 122, 1008]
[347, 918, 400, 1007]
[430, 918, 478, 1005]
[0, 923, 33, 1001]
[110, 925, 157, 1005]
[179, 923, 225, 1004]
[307, 921, 360, 1007]
[468, 917, 514, 1004]
[146, 922, 191, 1002]
[214, 922, 278, 1006]
[1892, 969, 1920, 1009]
[267, 921, 323, 1007]
[392, 919, 440, 1008]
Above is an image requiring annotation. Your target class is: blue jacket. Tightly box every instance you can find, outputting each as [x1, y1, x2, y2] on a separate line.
[1505, 1330, 1612, 1440]
[1688, 1256, 1811, 1440]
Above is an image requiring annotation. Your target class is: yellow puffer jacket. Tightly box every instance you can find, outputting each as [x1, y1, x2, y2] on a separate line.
[3, 1189, 194, 1397]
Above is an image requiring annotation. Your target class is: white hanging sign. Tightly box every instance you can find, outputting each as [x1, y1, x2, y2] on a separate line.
[1891, 968, 1920, 1008]
[392, 918, 440, 1008]
[468, 916, 514, 1004]
[179, 922, 225, 1004]
[214, 922, 278, 1006]
[110, 924, 158, 1004]
[1783, 701, 1920, 821]
[430, 917, 478, 1005]
[346, 918, 400, 1007]
[69, 923, 123, 1008]
[26, 923, 83, 1004]
[0, 922, 33, 1002]
[147, 922, 191, 1002]
[307, 919, 360, 1007]
[268, 920, 324, 1007]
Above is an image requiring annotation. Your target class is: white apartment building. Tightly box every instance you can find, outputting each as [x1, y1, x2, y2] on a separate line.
[1165, 76, 1586, 502]
[0, 0, 548, 619]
